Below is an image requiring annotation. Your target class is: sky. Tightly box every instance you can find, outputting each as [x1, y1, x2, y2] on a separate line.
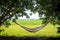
[18, 10, 40, 20]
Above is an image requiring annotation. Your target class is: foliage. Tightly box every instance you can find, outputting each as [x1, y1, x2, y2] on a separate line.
[0, 0, 35, 26]
[0, 0, 60, 26]
[36, 0, 60, 25]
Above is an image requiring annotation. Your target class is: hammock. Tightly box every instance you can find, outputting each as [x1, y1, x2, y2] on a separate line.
[14, 21, 49, 33]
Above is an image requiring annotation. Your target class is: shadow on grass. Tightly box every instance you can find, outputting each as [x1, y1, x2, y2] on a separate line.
[57, 27, 60, 33]
[0, 29, 4, 32]
[0, 36, 60, 40]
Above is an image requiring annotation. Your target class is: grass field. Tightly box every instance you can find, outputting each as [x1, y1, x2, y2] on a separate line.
[0, 20, 60, 37]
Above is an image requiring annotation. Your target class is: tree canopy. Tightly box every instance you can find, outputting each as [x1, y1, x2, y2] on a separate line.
[0, 0, 60, 26]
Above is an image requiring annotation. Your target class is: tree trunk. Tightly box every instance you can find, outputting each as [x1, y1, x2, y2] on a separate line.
[0, 5, 13, 26]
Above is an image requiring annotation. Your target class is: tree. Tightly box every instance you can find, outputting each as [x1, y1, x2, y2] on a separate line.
[0, 0, 35, 26]
[0, 0, 60, 27]
[36, 0, 60, 25]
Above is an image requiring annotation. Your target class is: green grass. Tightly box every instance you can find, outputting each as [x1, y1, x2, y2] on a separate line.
[17, 20, 43, 25]
[0, 20, 60, 37]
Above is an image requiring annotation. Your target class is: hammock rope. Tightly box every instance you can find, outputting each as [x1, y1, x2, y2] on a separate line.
[14, 20, 49, 33]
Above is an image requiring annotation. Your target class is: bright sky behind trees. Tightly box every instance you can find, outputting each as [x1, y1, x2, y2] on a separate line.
[18, 10, 39, 20]
[18, 10, 44, 20]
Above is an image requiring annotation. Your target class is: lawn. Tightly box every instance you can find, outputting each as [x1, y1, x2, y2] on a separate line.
[0, 20, 60, 37]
